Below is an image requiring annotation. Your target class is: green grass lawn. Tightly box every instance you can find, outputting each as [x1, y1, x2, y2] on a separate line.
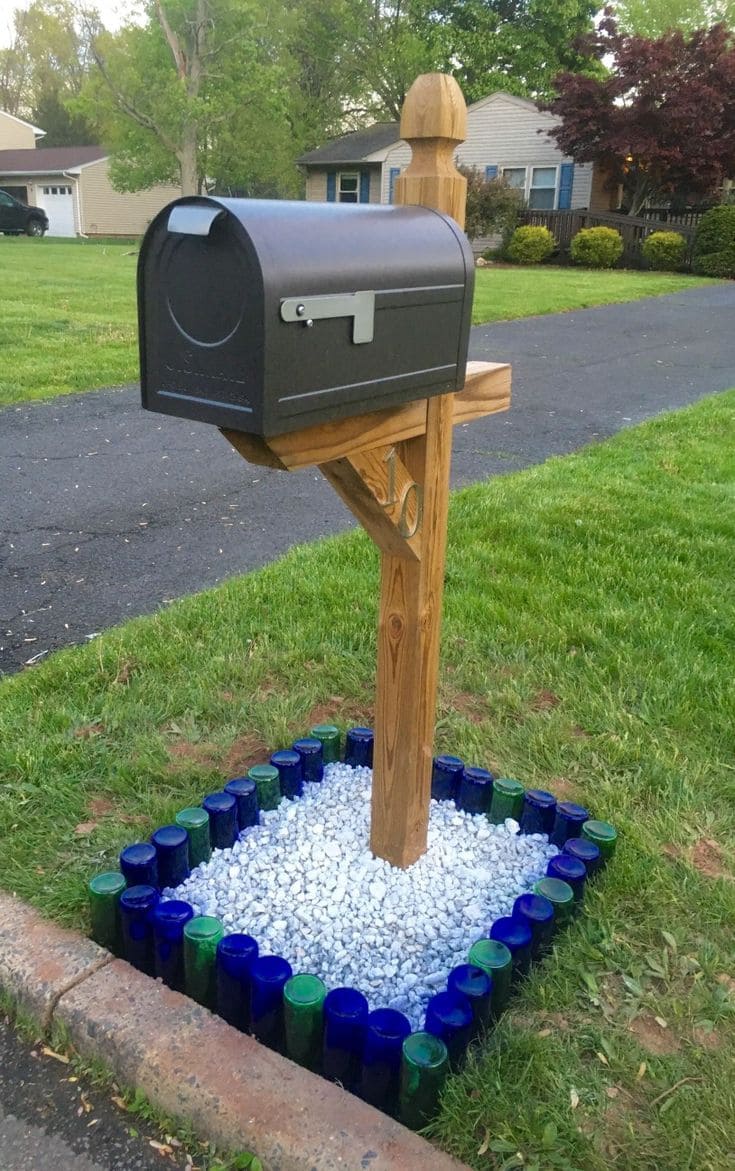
[0, 236, 716, 407]
[1, 392, 734, 1169]
[471, 265, 715, 325]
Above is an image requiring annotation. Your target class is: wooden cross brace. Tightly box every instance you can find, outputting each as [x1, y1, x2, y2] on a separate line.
[223, 74, 511, 869]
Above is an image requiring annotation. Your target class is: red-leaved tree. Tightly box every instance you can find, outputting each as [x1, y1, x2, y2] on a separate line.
[545, 12, 735, 214]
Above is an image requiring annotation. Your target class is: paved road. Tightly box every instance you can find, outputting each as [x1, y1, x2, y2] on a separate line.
[2, 283, 734, 675]
[0, 1018, 188, 1170]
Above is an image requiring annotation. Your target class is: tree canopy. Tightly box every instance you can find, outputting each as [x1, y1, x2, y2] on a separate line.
[614, 0, 734, 38]
[0, 0, 99, 144]
[546, 14, 735, 213]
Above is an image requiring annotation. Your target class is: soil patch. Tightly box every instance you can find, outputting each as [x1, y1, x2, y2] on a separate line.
[442, 690, 488, 724]
[306, 697, 374, 730]
[547, 776, 580, 803]
[530, 689, 561, 712]
[222, 733, 272, 777]
[628, 1013, 681, 1055]
[690, 838, 731, 880]
[166, 741, 222, 774]
[691, 1026, 721, 1051]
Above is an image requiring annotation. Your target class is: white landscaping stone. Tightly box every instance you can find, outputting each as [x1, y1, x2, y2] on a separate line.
[168, 763, 558, 1030]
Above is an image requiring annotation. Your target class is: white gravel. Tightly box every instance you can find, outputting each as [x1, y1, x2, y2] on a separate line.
[168, 762, 558, 1029]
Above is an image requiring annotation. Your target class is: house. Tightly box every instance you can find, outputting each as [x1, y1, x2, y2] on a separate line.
[298, 92, 618, 229]
[0, 109, 182, 238]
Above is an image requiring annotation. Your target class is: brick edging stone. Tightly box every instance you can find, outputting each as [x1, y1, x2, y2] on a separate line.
[0, 893, 470, 1171]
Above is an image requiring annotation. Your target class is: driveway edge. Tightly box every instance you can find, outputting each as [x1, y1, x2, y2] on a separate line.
[0, 893, 468, 1171]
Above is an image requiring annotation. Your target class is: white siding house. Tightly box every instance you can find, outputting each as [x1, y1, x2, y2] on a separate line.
[298, 92, 617, 241]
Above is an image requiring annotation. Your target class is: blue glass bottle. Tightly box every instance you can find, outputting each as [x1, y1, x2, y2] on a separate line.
[563, 836, 602, 877]
[547, 853, 587, 901]
[359, 1008, 411, 1115]
[512, 892, 555, 958]
[456, 765, 494, 815]
[119, 842, 158, 888]
[292, 737, 324, 784]
[202, 791, 238, 850]
[270, 750, 304, 800]
[322, 986, 369, 1091]
[119, 884, 159, 974]
[216, 933, 259, 1031]
[431, 755, 464, 802]
[151, 899, 194, 990]
[550, 801, 590, 847]
[424, 990, 474, 1071]
[344, 726, 374, 768]
[249, 955, 293, 1053]
[489, 916, 533, 976]
[520, 789, 557, 835]
[150, 825, 190, 890]
[224, 778, 259, 830]
[447, 964, 493, 1035]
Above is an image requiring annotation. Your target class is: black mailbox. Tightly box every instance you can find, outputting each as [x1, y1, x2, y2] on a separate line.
[138, 196, 475, 437]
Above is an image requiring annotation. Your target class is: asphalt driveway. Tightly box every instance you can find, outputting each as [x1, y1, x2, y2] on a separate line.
[1, 282, 734, 675]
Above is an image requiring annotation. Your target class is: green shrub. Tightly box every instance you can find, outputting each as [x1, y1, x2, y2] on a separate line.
[693, 205, 735, 258]
[642, 230, 687, 271]
[692, 247, 735, 278]
[506, 225, 555, 264]
[570, 226, 624, 268]
[461, 167, 523, 246]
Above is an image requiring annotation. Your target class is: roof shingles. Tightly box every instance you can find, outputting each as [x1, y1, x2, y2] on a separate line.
[0, 146, 107, 174]
[297, 123, 399, 166]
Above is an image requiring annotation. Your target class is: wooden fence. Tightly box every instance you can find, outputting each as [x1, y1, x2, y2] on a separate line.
[519, 208, 697, 268]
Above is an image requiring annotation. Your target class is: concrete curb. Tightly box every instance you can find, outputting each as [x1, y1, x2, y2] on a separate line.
[0, 893, 470, 1171]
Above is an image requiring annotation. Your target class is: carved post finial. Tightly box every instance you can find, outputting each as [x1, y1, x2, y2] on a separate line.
[396, 73, 468, 229]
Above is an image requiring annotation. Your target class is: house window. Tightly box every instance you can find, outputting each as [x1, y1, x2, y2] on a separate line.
[502, 167, 526, 190]
[338, 172, 359, 203]
[529, 166, 557, 209]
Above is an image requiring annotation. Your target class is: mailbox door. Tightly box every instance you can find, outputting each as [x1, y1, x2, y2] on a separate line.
[139, 201, 266, 432]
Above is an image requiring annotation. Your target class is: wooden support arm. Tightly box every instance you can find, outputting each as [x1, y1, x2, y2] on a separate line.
[220, 359, 511, 473]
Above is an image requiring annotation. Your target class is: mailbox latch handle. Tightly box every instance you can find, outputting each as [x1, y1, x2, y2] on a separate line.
[280, 291, 375, 344]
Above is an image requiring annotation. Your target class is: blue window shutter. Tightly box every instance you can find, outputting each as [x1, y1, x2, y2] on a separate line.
[389, 166, 400, 203]
[485, 165, 498, 180]
[558, 162, 574, 209]
[326, 172, 336, 202]
[359, 170, 370, 203]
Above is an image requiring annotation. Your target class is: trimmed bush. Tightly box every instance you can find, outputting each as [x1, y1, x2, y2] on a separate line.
[693, 248, 735, 278]
[693, 205, 735, 258]
[693, 206, 735, 277]
[506, 225, 555, 264]
[642, 230, 687, 271]
[570, 226, 624, 268]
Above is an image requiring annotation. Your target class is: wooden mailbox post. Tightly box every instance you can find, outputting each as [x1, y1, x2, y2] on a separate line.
[223, 73, 511, 869]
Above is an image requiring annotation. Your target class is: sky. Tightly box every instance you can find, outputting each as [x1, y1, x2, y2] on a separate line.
[0, 1, 138, 47]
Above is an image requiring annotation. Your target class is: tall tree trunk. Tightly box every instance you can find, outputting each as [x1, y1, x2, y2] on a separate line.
[178, 126, 200, 195]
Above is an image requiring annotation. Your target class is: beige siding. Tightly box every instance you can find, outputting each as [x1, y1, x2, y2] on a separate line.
[589, 165, 620, 211]
[382, 93, 594, 209]
[78, 159, 182, 236]
[305, 169, 328, 201]
[368, 166, 382, 202]
[0, 111, 37, 150]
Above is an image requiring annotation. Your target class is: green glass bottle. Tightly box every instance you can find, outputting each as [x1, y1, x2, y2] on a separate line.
[468, 938, 513, 1017]
[283, 973, 326, 1071]
[581, 818, 617, 862]
[175, 807, 211, 868]
[88, 872, 126, 953]
[399, 1032, 449, 1131]
[183, 916, 224, 1009]
[309, 724, 341, 765]
[247, 764, 281, 812]
[533, 877, 575, 926]
[488, 777, 525, 823]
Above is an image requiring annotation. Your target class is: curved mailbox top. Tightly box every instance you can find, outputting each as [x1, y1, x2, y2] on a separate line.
[138, 196, 475, 437]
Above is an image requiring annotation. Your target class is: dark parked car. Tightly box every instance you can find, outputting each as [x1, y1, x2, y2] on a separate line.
[0, 189, 48, 236]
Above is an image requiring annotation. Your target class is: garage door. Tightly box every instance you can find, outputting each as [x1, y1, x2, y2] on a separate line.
[38, 184, 76, 236]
